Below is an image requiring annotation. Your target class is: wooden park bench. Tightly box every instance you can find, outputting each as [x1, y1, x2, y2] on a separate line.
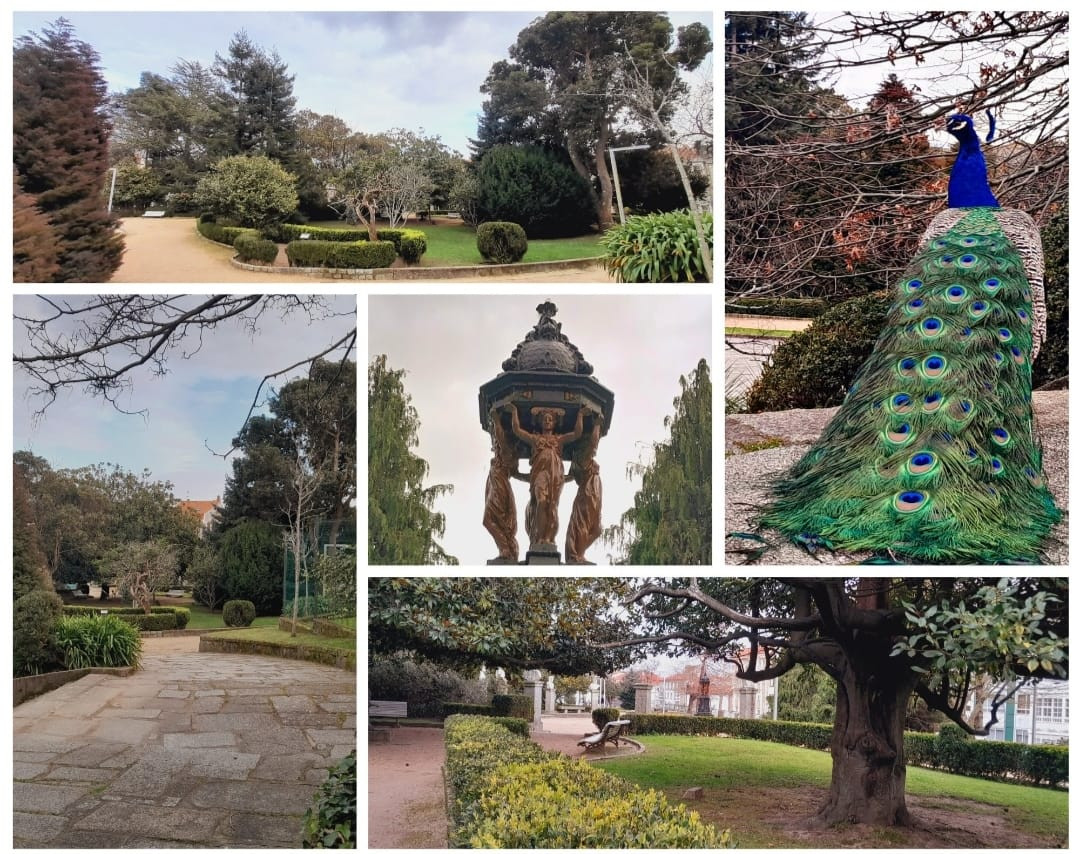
[142, 210, 166, 217]
[577, 719, 632, 752]
[369, 699, 408, 726]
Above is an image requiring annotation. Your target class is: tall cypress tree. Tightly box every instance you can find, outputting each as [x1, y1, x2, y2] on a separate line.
[605, 358, 712, 564]
[13, 18, 123, 282]
[13, 176, 61, 283]
[368, 355, 457, 565]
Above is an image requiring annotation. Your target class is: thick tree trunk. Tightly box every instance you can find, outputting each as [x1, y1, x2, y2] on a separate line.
[593, 124, 614, 231]
[815, 660, 917, 827]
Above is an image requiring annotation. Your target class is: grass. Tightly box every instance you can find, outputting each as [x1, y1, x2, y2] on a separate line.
[308, 219, 602, 266]
[600, 735, 1068, 846]
[184, 603, 278, 631]
[214, 625, 356, 652]
[725, 326, 797, 338]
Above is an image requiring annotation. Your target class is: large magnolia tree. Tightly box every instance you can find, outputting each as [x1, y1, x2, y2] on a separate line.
[610, 577, 1067, 826]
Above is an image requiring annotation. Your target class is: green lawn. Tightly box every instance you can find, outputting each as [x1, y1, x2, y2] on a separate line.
[601, 735, 1067, 847]
[214, 625, 356, 652]
[725, 326, 796, 338]
[308, 219, 603, 266]
[184, 603, 277, 631]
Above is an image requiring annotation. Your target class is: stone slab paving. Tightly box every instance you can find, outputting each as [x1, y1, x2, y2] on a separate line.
[14, 651, 355, 848]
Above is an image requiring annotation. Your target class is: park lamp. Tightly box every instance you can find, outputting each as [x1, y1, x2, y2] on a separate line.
[607, 144, 650, 225]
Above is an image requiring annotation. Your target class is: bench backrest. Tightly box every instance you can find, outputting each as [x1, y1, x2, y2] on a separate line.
[602, 720, 631, 738]
[369, 700, 408, 717]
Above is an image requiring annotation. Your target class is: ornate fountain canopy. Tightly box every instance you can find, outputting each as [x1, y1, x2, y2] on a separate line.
[479, 301, 614, 461]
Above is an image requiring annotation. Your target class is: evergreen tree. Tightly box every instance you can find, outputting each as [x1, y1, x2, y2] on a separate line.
[777, 663, 836, 722]
[368, 355, 457, 565]
[13, 18, 123, 281]
[14, 465, 52, 600]
[605, 359, 712, 564]
[13, 175, 61, 283]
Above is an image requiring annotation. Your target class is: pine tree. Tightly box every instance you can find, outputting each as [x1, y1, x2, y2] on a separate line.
[605, 359, 712, 564]
[13, 18, 123, 282]
[368, 356, 457, 565]
[13, 175, 61, 283]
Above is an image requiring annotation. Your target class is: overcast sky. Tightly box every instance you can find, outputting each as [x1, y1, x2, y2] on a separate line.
[369, 294, 711, 566]
[12, 9, 714, 157]
[13, 295, 357, 502]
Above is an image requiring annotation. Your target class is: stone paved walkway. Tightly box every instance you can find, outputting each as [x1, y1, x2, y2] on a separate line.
[14, 645, 356, 848]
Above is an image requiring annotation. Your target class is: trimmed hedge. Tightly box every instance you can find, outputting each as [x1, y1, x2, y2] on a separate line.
[491, 693, 533, 721]
[196, 220, 259, 246]
[276, 224, 427, 263]
[591, 710, 1068, 788]
[726, 297, 830, 319]
[222, 599, 256, 627]
[61, 605, 190, 631]
[285, 239, 396, 269]
[445, 715, 730, 848]
[234, 233, 278, 264]
[279, 223, 368, 243]
[476, 221, 527, 264]
[442, 702, 497, 718]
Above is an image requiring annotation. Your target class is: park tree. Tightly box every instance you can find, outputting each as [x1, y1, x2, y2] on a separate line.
[13, 176, 61, 283]
[368, 356, 456, 565]
[217, 519, 282, 615]
[609, 577, 1067, 827]
[14, 465, 52, 599]
[13, 18, 123, 282]
[99, 539, 179, 613]
[477, 12, 712, 230]
[186, 543, 223, 611]
[777, 662, 836, 723]
[109, 159, 166, 212]
[194, 154, 299, 229]
[368, 577, 637, 674]
[604, 358, 711, 564]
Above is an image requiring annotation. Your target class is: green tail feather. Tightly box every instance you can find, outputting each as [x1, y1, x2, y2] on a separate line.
[761, 208, 1060, 563]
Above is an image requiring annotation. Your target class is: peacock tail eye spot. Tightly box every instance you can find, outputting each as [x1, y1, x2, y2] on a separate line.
[983, 278, 1001, 292]
[958, 254, 977, 268]
[922, 317, 943, 336]
[962, 236, 976, 245]
[907, 452, 937, 475]
[991, 427, 1010, 446]
[934, 240, 947, 248]
[959, 327, 971, 337]
[898, 357, 918, 379]
[946, 285, 967, 304]
[993, 352, 1004, 364]
[1017, 309, 1029, 324]
[906, 298, 925, 314]
[1024, 466, 1043, 487]
[888, 393, 914, 414]
[922, 355, 947, 379]
[969, 301, 988, 318]
[1012, 346, 1025, 365]
[991, 456, 1004, 474]
[885, 422, 914, 445]
[998, 328, 1012, 341]
[922, 391, 942, 412]
[966, 446, 978, 461]
[905, 278, 923, 292]
[893, 491, 927, 513]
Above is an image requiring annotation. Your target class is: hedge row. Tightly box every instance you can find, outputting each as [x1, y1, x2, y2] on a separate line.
[276, 223, 427, 263]
[285, 239, 396, 269]
[234, 233, 278, 264]
[725, 297, 830, 319]
[444, 715, 730, 848]
[491, 693, 533, 721]
[591, 710, 1067, 788]
[196, 219, 259, 246]
[62, 605, 190, 631]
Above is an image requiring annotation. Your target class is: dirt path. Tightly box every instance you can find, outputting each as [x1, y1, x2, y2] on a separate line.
[367, 727, 448, 849]
[725, 313, 813, 332]
[111, 217, 614, 283]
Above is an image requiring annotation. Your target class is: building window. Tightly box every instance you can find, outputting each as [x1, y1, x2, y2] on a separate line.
[1015, 729, 1029, 743]
[1036, 696, 1064, 721]
[1016, 692, 1031, 713]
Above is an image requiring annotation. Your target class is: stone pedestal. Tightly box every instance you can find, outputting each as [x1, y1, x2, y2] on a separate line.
[544, 676, 557, 713]
[633, 682, 652, 714]
[525, 543, 561, 565]
[486, 557, 518, 565]
[524, 670, 544, 731]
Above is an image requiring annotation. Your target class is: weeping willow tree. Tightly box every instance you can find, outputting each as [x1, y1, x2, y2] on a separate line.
[367, 355, 458, 565]
[605, 358, 711, 564]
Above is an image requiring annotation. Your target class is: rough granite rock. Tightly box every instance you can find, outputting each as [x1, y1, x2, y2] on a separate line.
[725, 390, 1068, 565]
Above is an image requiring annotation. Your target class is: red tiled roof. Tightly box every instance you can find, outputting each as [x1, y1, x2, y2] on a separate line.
[178, 499, 220, 517]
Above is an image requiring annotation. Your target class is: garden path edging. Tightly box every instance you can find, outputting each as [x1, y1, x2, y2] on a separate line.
[230, 255, 605, 279]
[14, 665, 136, 706]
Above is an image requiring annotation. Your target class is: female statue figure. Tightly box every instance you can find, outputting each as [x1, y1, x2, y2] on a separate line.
[565, 413, 603, 564]
[483, 407, 519, 562]
[507, 404, 584, 547]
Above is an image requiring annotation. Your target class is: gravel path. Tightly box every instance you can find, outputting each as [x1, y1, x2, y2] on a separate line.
[111, 217, 614, 283]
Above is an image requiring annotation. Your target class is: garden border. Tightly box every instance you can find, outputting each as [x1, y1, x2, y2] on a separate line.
[14, 665, 136, 706]
[198, 634, 356, 671]
[230, 255, 605, 279]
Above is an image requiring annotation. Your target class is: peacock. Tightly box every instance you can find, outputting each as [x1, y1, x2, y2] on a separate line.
[759, 111, 1061, 564]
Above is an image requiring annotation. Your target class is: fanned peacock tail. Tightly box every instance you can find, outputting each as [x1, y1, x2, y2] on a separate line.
[760, 207, 1060, 563]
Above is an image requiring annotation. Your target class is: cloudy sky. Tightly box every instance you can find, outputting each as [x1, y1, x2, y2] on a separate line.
[369, 294, 711, 566]
[13, 295, 357, 503]
[12, 9, 714, 156]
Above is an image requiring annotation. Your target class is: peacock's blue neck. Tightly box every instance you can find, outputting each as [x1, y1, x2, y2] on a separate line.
[948, 137, 999, 208]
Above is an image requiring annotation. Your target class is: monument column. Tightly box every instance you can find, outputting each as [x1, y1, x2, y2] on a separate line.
[523, 669, 544, 732]
[634, 682, 653, 714]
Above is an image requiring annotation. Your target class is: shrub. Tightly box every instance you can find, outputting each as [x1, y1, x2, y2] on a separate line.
[444, 715, 729, 848]
[476, 145, 596, 238]
[601, 210, 713, 282]
[194, 154, 299, 230]
[392, 230, 427, 264]
[369, 652, 489, 718]
[172, 607, 190, 629]
[279, 223, 369, 243]
[315, 548, 356, 617]
[476, 221, 528, 264]
[442, 702, 496, 718]
[196, 219, 259, 246]
[222, 599, 256, 627]
[284, 595, 332, 619]
[491, 693, 533, 721]
[218, 519, 281, 615]
[52, 615, 141, 669]
[302, 750, 356, 848]
[14, 589, 64, 676]
[234, 233, 278, 264]
[726, 297, 830, 319]
[746, 291, 892, 412]
[285, 239, 396, 269]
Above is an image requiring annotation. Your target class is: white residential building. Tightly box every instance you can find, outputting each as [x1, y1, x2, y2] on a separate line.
[982, 679, 1068, 745]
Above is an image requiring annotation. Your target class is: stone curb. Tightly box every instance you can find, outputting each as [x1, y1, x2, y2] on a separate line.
[14, 665, 136, 706]
[229, 254, 605, 280]
[198, 635, 356, 671]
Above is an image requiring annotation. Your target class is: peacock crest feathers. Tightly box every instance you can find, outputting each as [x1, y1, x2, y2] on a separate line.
[761, 208, 1059, 564]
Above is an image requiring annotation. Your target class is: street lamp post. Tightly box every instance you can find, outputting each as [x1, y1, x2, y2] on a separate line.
[606, 144, 650, 225]
[107, 166, 118, 214]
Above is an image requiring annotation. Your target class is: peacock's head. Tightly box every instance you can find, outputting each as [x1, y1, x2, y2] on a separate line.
[945, 114, 977, 140]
